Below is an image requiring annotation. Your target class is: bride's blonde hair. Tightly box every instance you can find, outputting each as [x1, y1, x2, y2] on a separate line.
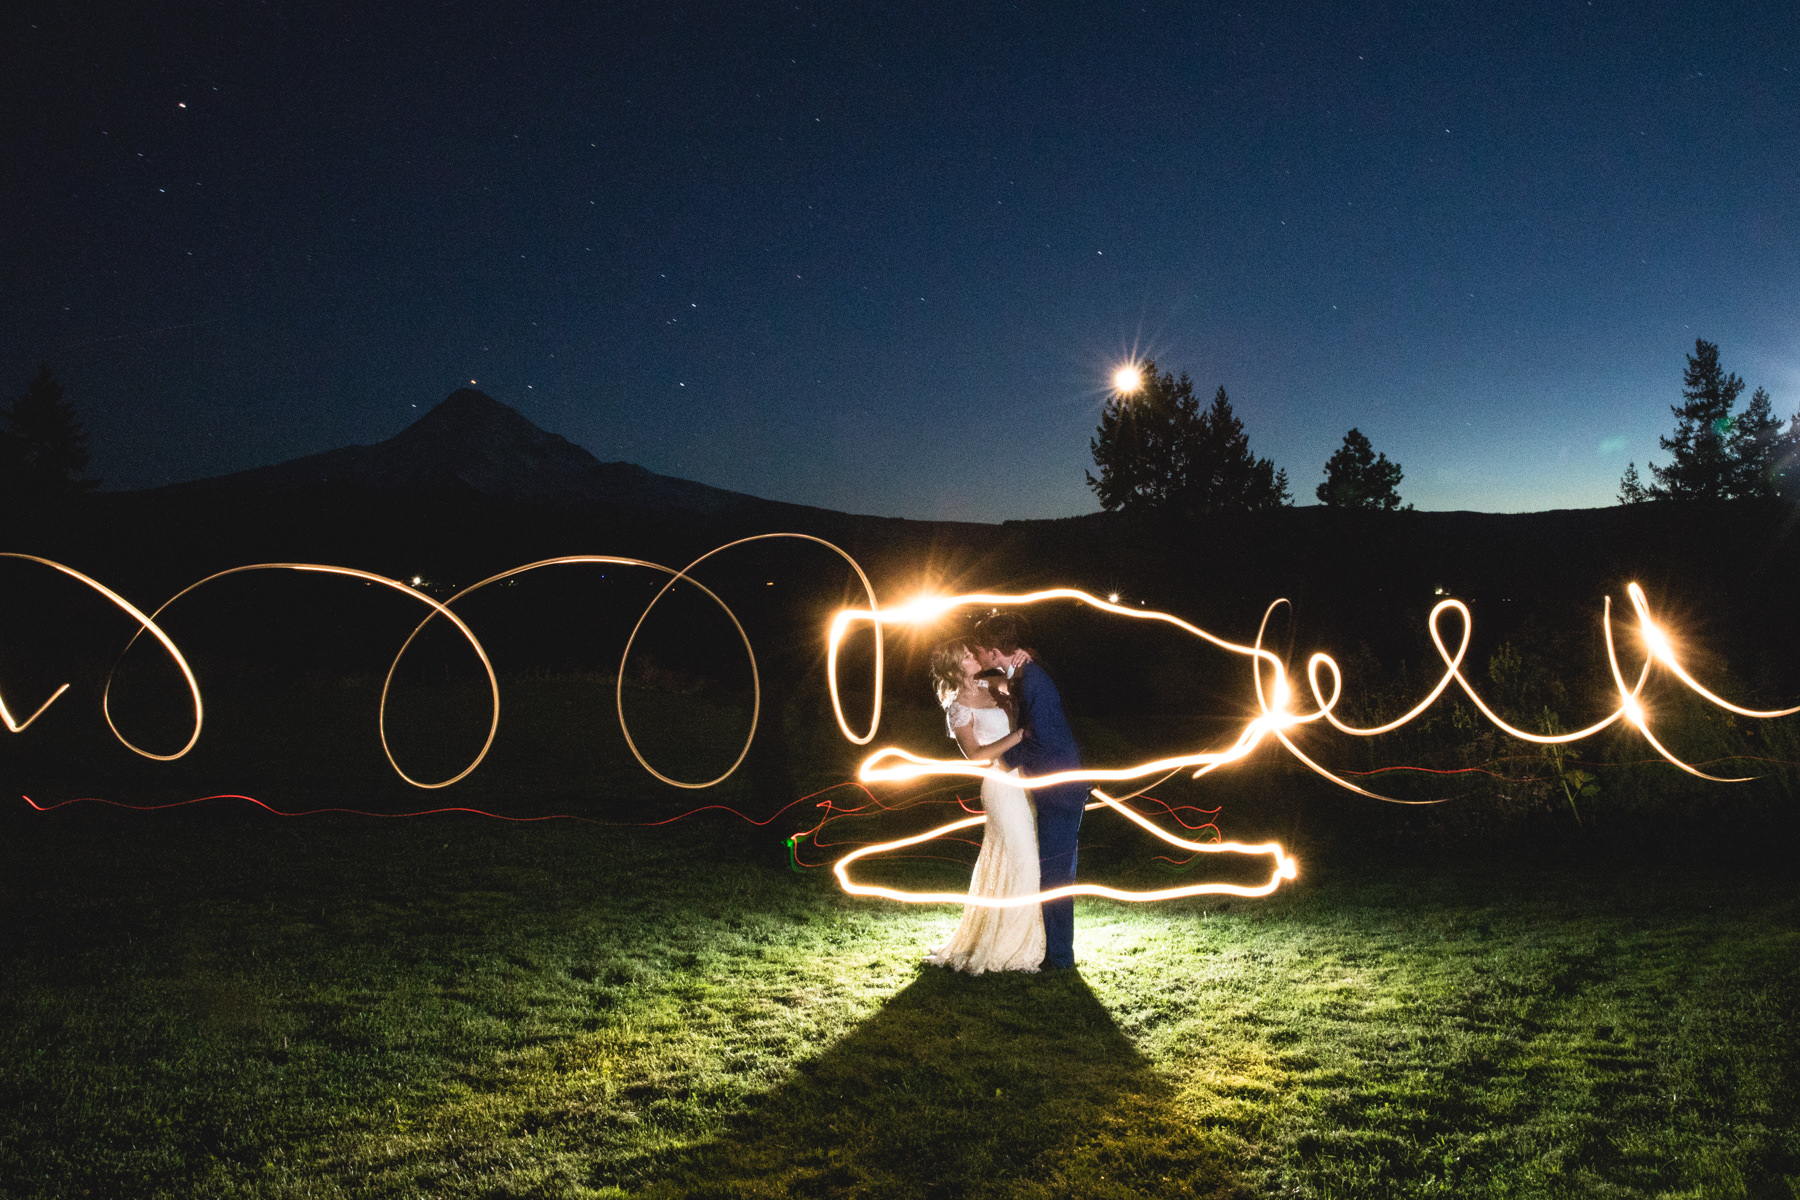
[927, 637, 975, 706]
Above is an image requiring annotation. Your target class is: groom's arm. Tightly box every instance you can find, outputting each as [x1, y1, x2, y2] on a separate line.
[1006, 666, 1079, 774]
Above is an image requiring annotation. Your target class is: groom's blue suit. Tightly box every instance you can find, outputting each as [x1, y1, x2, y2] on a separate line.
[1000, 660, 1086, 969]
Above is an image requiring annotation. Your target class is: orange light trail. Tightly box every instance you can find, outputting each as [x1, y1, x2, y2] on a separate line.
[832, 787, 1296, 904]
[827, 580, 1799, 903]
[6, 544, 1797, 910]
[2, 552, 202, 751]
[833, 582, 1799, 798]
[3, 535, 882, 792]
[111, 561, 497, 783]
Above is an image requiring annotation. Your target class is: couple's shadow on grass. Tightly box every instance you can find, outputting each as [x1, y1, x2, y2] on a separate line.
[638, 966, 1245, 1199]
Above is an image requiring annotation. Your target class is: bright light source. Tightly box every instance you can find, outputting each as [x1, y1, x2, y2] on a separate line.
[1113, 365, 1143, 394]
[1107, 592, 1120, 604]
[882, 594, 957, 624]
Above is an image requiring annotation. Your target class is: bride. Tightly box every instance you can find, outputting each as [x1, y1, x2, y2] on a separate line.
[922, 637, 1046, 974]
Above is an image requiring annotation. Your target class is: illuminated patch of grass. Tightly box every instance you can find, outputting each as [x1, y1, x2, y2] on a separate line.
[1, 801, 1797, 1198]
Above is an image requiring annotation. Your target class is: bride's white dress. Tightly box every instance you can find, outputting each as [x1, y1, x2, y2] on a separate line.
[924, 701, 1045, 974]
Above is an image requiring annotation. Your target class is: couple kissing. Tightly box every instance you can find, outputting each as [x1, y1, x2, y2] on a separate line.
[923, 611, 1086, 975]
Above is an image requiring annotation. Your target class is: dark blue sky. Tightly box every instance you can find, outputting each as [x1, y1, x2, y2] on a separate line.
[7, 1, 1798, 520]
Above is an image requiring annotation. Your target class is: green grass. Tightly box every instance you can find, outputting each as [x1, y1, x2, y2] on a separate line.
[3, 671, 1798, 1199]
[4, 797, 1798, 1200]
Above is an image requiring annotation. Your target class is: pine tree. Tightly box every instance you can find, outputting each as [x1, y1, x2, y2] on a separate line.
[1778, 408, 1800, 502]
[1086, 359, 1198, 512]
[1726, 387, 1785, 500]
[1086, 369, 1289, 516]
[1648, 339, 1743, 501]
[3, 366, 95, 498]
[1617, 462, 1649, 504]
[1176, 387, 1290, 516]
[1620, 339, 1797, 503]
[1316, 427, 1406, 511]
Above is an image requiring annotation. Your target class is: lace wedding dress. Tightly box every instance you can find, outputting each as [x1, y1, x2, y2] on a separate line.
[924, 701, 1046, 974]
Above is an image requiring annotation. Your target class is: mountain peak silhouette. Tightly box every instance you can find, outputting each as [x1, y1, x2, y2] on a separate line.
[156, 388, 790, 517]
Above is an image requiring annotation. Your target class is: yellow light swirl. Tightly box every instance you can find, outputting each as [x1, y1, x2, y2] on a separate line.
[847, 588, 1441, 806]
[0, 682, 69, 734]
[668, 533, 884, 745]
[1625, 582, 1800, 719]
[833, 581, 1799, 903]
[847, 584, 1795, 801]
[107, 563, 499, 786]
[7, 535, 881, 790]
[388, 556, 757, 790]
[385, 534, 885, 789]
[844, 586, 1293, 786]
[0, 552, 202, 755]
[833, 787, 1296, 904]
[9, 545, 1791, 816]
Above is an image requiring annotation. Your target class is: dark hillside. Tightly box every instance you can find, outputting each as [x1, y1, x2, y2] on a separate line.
[8, 389, 1796, 701]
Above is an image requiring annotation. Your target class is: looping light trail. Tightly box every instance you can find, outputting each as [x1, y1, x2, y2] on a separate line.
[1, 536, 883, 789]
[1, 552, 202, 751]
[832, 787, 1296, 904]
[389, 555, 751, 789]
[828, 580, 1798, 903]
[7, 544, 1796, 909]
[383, 533, 885, 786]
[835, 582, 1797, 802]
[0, 681, 69, 734]
[107, 562, 499, 785]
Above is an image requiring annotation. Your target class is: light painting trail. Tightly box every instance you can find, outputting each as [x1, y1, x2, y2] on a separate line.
[6, 542, 1798, 909]
[832, 583, 1800, 798]
[112, 560, 498, 784]
[1, 552, 201, 748]
[3, 535, 882, 790]
[831, 787, 1297, 904]
[827, 581, 1799, 903]
[19, 792, 592, 822]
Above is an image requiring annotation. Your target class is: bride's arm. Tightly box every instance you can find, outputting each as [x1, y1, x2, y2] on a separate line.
[952, 722, 1023, 764]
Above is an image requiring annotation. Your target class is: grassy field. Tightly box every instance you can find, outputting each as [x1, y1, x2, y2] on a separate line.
[0, 677, 1794, 1198]
[3, 770, 1798, 1200]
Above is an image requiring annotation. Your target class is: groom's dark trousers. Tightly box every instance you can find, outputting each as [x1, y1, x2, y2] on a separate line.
[1002, 660, 1086, 970]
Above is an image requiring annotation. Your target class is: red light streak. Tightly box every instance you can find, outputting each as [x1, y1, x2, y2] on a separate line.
[20, 792, 590, 822]
[6, 544, 1797, 910]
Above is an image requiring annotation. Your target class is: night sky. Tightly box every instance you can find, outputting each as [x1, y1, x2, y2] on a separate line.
[7, 2, 1798, 522]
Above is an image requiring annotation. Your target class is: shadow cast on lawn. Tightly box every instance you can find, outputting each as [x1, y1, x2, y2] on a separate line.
[634, 966, 1246, 1199]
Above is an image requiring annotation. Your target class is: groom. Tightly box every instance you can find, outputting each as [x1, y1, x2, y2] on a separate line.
[972, 611, 1087, 971]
